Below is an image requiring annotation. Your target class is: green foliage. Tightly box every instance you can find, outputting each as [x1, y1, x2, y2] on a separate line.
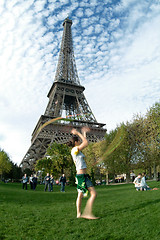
[80, 141, 104, 183]
[47, 142, 72, 174]
[0, 149, 12, 178]
[100, 125, 131, 179]
[98, 102, 160, 179]
[68, 164, 76, 186]
[145, 103, 160, 159]
[128, 103, 160, 177]
[35, 157, 53, 175]
[35, 143, 72, 176]
[23, 168, 33, 176]
[3, 162, 22, 181]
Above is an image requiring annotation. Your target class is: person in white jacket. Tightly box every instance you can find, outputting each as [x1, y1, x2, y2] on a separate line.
[133, 173, 142, 191]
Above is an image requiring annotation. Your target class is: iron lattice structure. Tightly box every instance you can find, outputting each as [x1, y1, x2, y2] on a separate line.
[20, 18, 106, 170]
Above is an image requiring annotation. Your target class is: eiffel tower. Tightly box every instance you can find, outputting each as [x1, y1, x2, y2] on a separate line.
[20, 17, 106, 170]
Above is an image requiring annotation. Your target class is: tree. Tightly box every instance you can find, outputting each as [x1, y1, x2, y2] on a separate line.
[101, 125, 129, 182]
[3, 162, 22, 181]
[131, 103, 160, 179]
[35, 158, 53, 174]
[0, 149, 12, 180]
[103, 128, 119, 181]
[92, 140, 107, 184]
[118, 123, 136, 183]
[35, 143, 72, 178]
[101, 123, 138, 183]
[82, 143, 98, 185]
[47, 143, 72, 174]
[143, 103, 160, 179]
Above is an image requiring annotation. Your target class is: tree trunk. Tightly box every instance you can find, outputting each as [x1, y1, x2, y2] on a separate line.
[100, 173, 102, 184]
[61, 165, 64, 174]
[126, 172, 130, 183]
[112, 172, 116, 183]
[148, 167, 152, 179]
[106, 171, 109, 185]
[1, 171, 3, 181]
[153, 162, 157, 181]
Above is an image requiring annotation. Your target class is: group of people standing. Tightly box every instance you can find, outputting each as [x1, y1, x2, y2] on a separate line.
[22, 173, 37, 190]
[133, 172, 158, 191]
[22, 173, 66, 192]
[44, 173, 66, 192]
[29, 174, 38, 190]
[44, 173, 54, 192]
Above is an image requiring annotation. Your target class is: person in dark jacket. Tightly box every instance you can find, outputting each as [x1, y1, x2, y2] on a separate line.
[50, 175, 54, 192]
[59, 174, 66, 192]
[33, 174, 37, 190]
[44, 173, 50, 192]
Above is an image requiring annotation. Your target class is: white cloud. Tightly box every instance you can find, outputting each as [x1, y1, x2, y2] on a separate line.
[76, 7, 84, 17]
[79, 1, 89, 7]
[89, 0, 98, 7]
[83, 25, 94, 35]
[118, 0, 138, 10]
[81, 17, 89, 27]
[95, 4, 104, 14]
[85, 8, 94, 17]
[34, 0, 46, 13]
[95, 24, 103, 33]
[108, 18, 120, 31]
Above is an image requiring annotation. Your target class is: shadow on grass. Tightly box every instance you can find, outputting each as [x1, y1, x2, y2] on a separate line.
[117, 198, 160, 212]
[99, 197, 160, 219]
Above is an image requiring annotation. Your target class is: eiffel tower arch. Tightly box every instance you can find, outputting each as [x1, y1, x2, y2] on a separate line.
[20, 18, 106, 170]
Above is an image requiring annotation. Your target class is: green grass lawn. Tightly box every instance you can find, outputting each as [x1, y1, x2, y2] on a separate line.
[0, 181, 160, 240]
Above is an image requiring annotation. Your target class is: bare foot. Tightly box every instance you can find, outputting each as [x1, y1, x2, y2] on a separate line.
[77, 214, 81, 218]
[81, 214, 100, 220]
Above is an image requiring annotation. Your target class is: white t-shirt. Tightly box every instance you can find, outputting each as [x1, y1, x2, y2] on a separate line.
[71, 146, 87, 171]
[133, 176, 142, 188]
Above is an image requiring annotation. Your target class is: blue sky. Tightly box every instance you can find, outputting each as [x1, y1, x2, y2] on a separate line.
[0, 0, 160, 164]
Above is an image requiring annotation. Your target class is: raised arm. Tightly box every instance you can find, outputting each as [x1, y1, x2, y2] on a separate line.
[71, 127, 90, 151]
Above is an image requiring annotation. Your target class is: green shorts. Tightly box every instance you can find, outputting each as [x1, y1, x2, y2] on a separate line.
[75, 174, 93, 197]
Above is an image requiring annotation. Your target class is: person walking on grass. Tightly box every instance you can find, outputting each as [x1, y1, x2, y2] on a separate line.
[50, 175, 54, 192]
[69, 126, 99, 220]
[33, 174, 37, 190]
[29, 174, 33, 190]
[59, 174, 66, 192]
[22, 174, 28, 190]
[44, 173, 50, 192]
